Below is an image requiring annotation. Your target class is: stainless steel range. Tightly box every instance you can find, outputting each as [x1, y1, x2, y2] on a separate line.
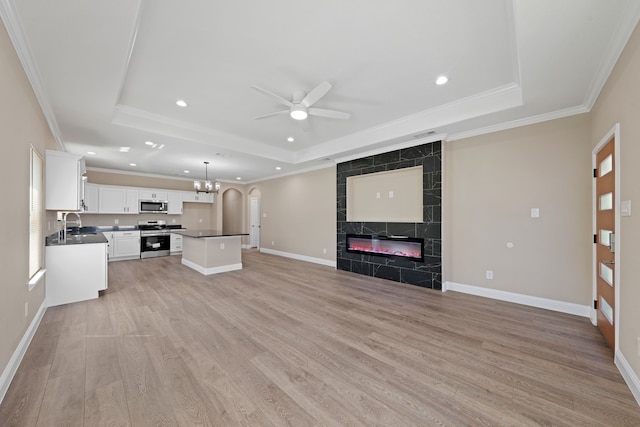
[138, 220, 171, 258]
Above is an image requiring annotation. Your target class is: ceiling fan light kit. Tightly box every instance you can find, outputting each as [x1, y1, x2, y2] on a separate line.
[290, 106, 308, 120]
[252, 81, 350, 121]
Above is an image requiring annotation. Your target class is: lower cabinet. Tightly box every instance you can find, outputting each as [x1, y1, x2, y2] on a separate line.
[46, 243, 108, 307]
[104, 230, 141, 261]
[170, 233, 183, 255]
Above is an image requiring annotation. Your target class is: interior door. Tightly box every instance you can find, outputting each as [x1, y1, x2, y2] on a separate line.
[595, 136, 615, 350]
[249, 197, 260, 248]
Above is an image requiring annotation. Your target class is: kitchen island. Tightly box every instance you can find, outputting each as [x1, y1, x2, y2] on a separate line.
[175, 230, 248, 275]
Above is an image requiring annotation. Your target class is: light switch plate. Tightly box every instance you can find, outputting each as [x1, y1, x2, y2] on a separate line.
[531, 208, 540, 218]
[621, 200, 631, 217]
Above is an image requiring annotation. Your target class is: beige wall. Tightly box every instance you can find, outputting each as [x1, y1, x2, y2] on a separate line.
[253, 166, 336, 261]
[443, 115, 592, 303]
[0, 21, 53, 380]
[591, 21, 640, 378]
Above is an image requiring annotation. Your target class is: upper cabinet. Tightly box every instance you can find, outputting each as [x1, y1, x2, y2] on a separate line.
[98, 186, 139, 214]
[83, 182, 99, 213]
[139, 190, 168, 201]
[167, 191, 183, 214]
[45, 150, 85, 211]
[182, 192, 214, 203]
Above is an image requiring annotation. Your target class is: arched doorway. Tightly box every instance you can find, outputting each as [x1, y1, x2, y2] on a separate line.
[222, 188, 243, 234]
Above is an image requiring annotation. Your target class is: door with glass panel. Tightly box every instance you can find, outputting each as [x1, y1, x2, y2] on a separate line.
[595, 136, 615, 350]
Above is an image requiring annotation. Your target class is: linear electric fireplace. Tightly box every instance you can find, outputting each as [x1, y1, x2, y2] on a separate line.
[346, 234, 424, 262]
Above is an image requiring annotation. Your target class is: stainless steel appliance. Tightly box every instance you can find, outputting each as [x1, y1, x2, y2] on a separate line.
[139, 199, 168, 213]
[138, 220, 171, 258]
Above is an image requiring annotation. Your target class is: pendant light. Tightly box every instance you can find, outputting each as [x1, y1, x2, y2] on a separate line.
[194, 161, 220, 194]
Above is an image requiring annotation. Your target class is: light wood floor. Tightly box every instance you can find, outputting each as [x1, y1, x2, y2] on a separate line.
[2, 250, 640, 426]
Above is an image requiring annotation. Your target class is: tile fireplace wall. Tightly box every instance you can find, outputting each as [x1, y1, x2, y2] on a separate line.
[336, 141, 442, 289]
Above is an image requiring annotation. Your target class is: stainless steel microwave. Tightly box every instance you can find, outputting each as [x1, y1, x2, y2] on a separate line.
[139, 200, 168, 213]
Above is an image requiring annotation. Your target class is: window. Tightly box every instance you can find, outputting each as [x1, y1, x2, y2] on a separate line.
[29, 146, 45, 288]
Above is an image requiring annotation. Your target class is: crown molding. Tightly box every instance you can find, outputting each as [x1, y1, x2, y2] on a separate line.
[583, 4, 640, 109]
[0, 0, 64, 150]
[446, 105, 589, 142]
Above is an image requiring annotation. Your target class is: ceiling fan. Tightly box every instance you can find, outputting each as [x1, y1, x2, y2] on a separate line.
[251, 81, 350, 121]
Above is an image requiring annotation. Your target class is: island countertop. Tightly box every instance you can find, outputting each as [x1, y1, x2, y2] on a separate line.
[175, 229, 249, 238]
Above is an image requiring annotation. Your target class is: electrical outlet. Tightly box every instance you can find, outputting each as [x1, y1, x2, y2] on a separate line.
[199, 218, 203, 223]
[389, 191, 394, 198]
[323, 248, 327, 254]
[24, 302, 28, 318]
[220, 243, 225, 250]
[271, 241, 275, 246]
[486, 270, 493, 280]
[114, 219, 119, 225]
[172, 218, 176, 223]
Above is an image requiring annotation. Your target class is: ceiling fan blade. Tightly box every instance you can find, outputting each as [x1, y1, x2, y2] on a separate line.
[308, 107, 350, 120]
[254, 110, 289, 120]
[251, 86, 293, 107]
[301, 81, 332, 107]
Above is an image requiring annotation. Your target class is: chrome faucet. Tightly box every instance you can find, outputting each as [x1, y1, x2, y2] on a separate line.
[61, 212, 82, 240]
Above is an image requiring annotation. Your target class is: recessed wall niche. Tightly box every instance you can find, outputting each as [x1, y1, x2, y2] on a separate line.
[337, 141, 441, 289]
[346, 165, 423, 222]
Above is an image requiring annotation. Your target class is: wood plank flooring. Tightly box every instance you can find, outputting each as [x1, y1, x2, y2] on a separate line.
[1, 250, 639, 426]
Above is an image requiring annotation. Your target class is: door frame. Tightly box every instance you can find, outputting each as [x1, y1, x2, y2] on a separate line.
[592, 123, 621, 352]
[249, 196, 260, 249]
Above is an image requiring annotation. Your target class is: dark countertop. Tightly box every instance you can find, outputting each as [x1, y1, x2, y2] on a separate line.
[175, 229, 248, 238]
[46, 232, 108, 247]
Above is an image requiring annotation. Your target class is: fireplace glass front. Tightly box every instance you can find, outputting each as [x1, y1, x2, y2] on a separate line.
[346, 234, 424, 262]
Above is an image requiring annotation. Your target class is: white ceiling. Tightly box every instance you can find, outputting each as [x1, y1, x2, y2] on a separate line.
[3, 0, 640, 183]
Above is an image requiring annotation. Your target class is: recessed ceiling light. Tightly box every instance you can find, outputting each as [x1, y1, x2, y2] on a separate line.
[176, 99, 187, 107]
[157, 144, 165, 150]
[435, 75, 448, 85]
[87, 151, 96, 155]
[145, 141, 154, 146]
[129, 163, 137, 166]
[236, 177, 242, 180]
[120, 146, 130, 152]
[184, 170, 190, 174]
[287, 137, 294, 142]
[275, 166, 282, 170]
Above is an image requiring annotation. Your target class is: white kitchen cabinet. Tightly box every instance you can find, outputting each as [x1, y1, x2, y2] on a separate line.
[111, 230, 140, 260]
[182, 191, 214, 203]
[46, 242, 108, 306]
[99, 186, 139, 213]
[170, 233, 183, 254]
[45, 150, 85, 211]
[167, 191, 183, 214]
[139, 190, 168, 200]
[83, 182, 99, 213]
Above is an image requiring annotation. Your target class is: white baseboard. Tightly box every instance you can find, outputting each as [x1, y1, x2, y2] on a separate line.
[615, 350, 640, 407]
[260, 248, 337, 268]
[181, 258, 242, 275]
[0, 300, 47, 405]
[443, 281, 591, 317]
